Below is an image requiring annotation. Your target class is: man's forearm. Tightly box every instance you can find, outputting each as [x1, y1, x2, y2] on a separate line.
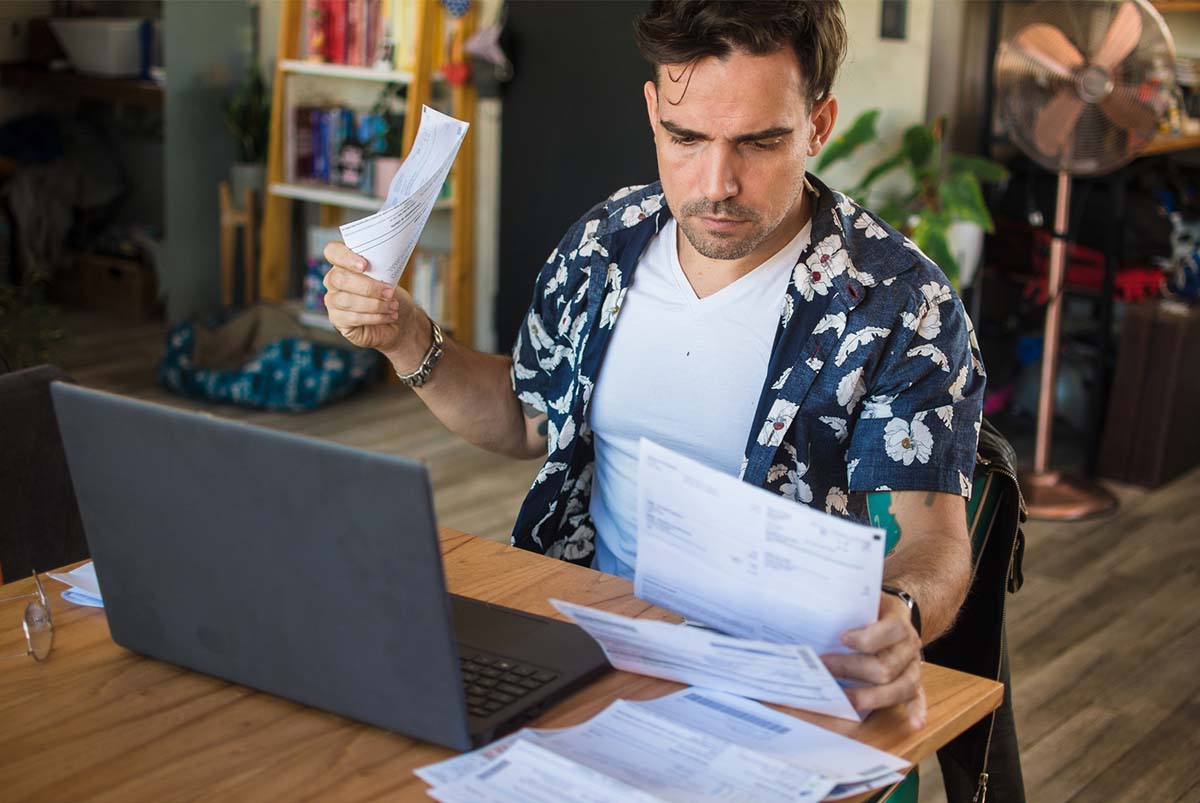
[876, 491, 973, 643]
[382, 323, 541, 460]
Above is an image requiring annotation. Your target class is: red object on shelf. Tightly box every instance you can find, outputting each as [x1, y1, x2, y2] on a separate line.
[1026, 229, 1163, 303]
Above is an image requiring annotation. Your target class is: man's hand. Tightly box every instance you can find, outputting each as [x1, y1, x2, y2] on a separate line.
[821, 593, 926, 730]
[322, 242, 427, 363]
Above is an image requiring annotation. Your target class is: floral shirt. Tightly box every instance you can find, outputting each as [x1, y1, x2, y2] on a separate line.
[509, 174, 986, 565]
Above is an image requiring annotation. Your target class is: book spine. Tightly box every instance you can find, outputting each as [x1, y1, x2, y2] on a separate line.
[295, 106, 315, 180]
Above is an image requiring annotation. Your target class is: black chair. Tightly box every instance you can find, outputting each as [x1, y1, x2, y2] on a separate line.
[0, 365, 89, 584]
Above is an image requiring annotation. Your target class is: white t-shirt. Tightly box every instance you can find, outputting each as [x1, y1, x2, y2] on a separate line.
[589, 216, 813, 578]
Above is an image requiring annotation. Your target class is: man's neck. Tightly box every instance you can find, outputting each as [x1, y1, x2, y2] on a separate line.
[676, 190, 812, 300]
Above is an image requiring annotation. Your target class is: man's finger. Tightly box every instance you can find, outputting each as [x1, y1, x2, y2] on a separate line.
[843, 659, 922, 715]
[325, 289, 399, 316]
[821, 638, 918, 685]
[324, 241, 368, 271]
[841, 612, 910, 654]
[327, 310, 397, 327]
[324, 266, 394, 301]
[906, 682, 927, 730]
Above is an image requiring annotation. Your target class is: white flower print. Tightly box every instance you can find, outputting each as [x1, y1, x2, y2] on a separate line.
[738, 456, 749, 480]
[780, 294, 795, 328]
[544, 258, 568, 298]
[513, 361, 537, 380]
[854, 212, 888, 240]
[518, 390, 546, 413]
[547, 415, 576, 452]
[949, 365, 969, 402]
[835, 326, 891, 367]
[883, 277, 897, 286]
[757, 399, 799, 447]
[779, 462, 813, 503]
[619, 194, 663, 228]
[819, 415, 849, 442]
[836, 366, 867, 413]
[884, 417, 934, 465]
[907, 343, 951, 372]
[794, 234, 849, 301]
[934, 404, 954, 429]
[901, 301, 942, 340]
[576, 219, 608, 259]
[861, 394, 895, 420]
[847, 458, 860, 482]
[920, 281, 952, 305]
[825, 486, 849, 515]
[836, 194, 857, 216]
[806, 356, 825, 372]
[848, 263, 876, 287]
[600, 288, 626, 329]
[534, 461, 567, 484]
[608, 184, 644, 203]
[771, 367, 792, 391]
[959, 470, 973, 498]
[813, 312, 846, 339]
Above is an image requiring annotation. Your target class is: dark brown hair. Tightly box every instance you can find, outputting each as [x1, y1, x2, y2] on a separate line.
[633, 1, 847, 108]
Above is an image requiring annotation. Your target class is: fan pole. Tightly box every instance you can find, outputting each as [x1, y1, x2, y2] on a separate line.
[1022, 170, 1117, 520]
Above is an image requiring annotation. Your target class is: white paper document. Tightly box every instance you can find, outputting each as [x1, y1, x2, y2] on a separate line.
[419, 688, 909, 802]
[634, 438, 886, 655]
[551, 599, 859, 721]
[48, 561, 104, 607]
[338, 105, 468, 288]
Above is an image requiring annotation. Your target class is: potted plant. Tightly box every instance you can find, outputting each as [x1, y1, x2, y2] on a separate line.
[370, 81, 406, 199]
[815, 110, 1008, 288]
[224, 62, 271, 203]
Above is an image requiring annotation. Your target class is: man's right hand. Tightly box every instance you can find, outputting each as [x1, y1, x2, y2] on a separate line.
[322, 242, 418, 355]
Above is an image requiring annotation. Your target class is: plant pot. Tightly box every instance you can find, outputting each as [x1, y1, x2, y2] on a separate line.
[230, 162, 266, 210]
[373, 156, 404, 199]
[948, 220, 985, 289]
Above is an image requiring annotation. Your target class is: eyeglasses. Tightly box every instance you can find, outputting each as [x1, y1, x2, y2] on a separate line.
[0, 572, 55, 662]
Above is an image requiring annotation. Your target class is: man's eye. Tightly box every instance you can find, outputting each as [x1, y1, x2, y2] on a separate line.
[751, 139, 783, 151]
[670, 135, 697, 147]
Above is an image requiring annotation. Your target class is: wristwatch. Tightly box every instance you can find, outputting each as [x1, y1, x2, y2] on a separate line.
[882, 584, 922, 639]
[395, 316, 444, 388]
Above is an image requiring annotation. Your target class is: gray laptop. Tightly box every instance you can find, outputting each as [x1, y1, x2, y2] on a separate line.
[50, 382, 607, 751]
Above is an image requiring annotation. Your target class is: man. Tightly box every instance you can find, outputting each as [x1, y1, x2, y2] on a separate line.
[321, 1, 984, 730]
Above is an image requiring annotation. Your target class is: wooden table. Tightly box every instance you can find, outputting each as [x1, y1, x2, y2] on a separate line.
[0, 530, 1002, 802]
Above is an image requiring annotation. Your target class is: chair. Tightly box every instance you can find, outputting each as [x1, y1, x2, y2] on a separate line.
[0, 365, 89, 585]
[882, 417, 1027, 803]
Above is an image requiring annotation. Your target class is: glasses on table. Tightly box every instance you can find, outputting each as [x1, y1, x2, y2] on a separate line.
[0, 572, 55, 662]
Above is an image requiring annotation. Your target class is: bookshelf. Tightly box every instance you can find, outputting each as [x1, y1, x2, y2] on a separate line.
[259, 0, 477, 345]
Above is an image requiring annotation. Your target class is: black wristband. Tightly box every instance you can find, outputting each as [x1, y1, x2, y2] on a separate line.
[882, 584, 922, 639]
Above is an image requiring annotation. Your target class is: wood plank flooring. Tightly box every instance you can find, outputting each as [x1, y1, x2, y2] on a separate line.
[47, 310, 1200, 802]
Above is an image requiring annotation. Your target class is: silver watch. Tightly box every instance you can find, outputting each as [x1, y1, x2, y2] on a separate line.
[395, 317, 444, 388]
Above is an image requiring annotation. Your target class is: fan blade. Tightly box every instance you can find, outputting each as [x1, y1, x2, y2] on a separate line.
[1092, 0, 1143, 71]
[1034, 89, 1086, 158]
[1014, 23, 1084, 78]
[1099, 88, 1159, 134]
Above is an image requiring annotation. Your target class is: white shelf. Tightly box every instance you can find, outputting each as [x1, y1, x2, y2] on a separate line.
[269, 182, 454, 212]
[280, 59, 415, 84]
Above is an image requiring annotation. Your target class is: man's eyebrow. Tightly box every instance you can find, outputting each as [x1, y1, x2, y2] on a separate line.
[659, 119, 794, 144]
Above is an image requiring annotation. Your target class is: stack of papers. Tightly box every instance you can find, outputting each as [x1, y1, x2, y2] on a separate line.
[48, 561, 104, 608]
[339, 105, 469, 288]
[417, 688, 909, 802]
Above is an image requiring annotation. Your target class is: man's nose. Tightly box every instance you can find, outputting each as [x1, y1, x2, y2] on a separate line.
[700, 144, 740, 204]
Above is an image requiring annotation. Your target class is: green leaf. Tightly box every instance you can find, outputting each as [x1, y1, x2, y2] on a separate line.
[911, 210, 959, 286]
[854, 149, 906, 193]
[948, 153, 1009, 185]
[939, 173, 995, 232]
[815, 109, 880, 172]
[901, 124, 936, 169]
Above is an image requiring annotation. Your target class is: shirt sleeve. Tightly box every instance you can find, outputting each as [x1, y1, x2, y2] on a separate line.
[509, 212, 594, 416]
[846, 282, 987, 499]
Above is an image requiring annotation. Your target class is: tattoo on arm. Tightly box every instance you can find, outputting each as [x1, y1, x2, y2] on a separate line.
[923, 492, 937, 508]
[521, 402, 549, 438]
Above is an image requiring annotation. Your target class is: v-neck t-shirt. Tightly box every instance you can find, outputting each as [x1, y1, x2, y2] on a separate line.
[589, 216, 813, 579]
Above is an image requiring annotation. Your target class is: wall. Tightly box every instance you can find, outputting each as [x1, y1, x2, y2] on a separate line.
[0, 1, 52, 124]
[162, 1, 247, 321]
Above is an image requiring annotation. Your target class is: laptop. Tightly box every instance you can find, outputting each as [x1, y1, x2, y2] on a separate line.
[50, 382, 608, 751]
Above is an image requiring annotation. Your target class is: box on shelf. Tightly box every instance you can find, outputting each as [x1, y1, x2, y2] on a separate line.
[71, 251, 159, 322]
[48, 18, 149, 78]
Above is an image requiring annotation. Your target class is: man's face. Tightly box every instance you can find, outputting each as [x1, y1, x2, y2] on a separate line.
[644, 48, 836, 261]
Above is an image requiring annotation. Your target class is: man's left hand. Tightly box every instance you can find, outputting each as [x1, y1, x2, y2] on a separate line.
[821, 593, 926, 729]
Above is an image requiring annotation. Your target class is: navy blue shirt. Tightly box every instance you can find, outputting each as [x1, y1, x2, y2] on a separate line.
[510, 174, 986, 566]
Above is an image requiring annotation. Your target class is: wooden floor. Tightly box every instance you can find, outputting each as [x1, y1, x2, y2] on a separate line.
[50, 310, 1200, 802]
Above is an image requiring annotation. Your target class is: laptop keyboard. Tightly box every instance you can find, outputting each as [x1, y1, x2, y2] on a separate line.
[459, 652, 559, 718]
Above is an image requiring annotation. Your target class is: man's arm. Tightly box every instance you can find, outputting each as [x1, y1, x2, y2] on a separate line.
[323, 242, 548, 460]
[821, 490, 971, 728]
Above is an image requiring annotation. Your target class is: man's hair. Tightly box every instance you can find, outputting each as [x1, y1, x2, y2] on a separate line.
[633, 1, 847, 108]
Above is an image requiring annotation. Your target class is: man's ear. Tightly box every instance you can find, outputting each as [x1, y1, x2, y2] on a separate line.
[808, 94, 839, 158]
[644, 80, 659, 138]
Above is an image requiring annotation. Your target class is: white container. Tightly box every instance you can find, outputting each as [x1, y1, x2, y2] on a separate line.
[49, 18, 145, 78]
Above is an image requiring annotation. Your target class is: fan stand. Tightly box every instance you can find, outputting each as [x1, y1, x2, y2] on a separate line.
[1020, 171, 1117, 520]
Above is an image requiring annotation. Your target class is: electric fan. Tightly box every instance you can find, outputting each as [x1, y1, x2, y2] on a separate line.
[995, 0, 1176, 519]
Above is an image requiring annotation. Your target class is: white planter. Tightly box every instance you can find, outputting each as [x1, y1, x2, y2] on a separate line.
[948, 220, 985, 289]
[50, 19, 145, 78]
